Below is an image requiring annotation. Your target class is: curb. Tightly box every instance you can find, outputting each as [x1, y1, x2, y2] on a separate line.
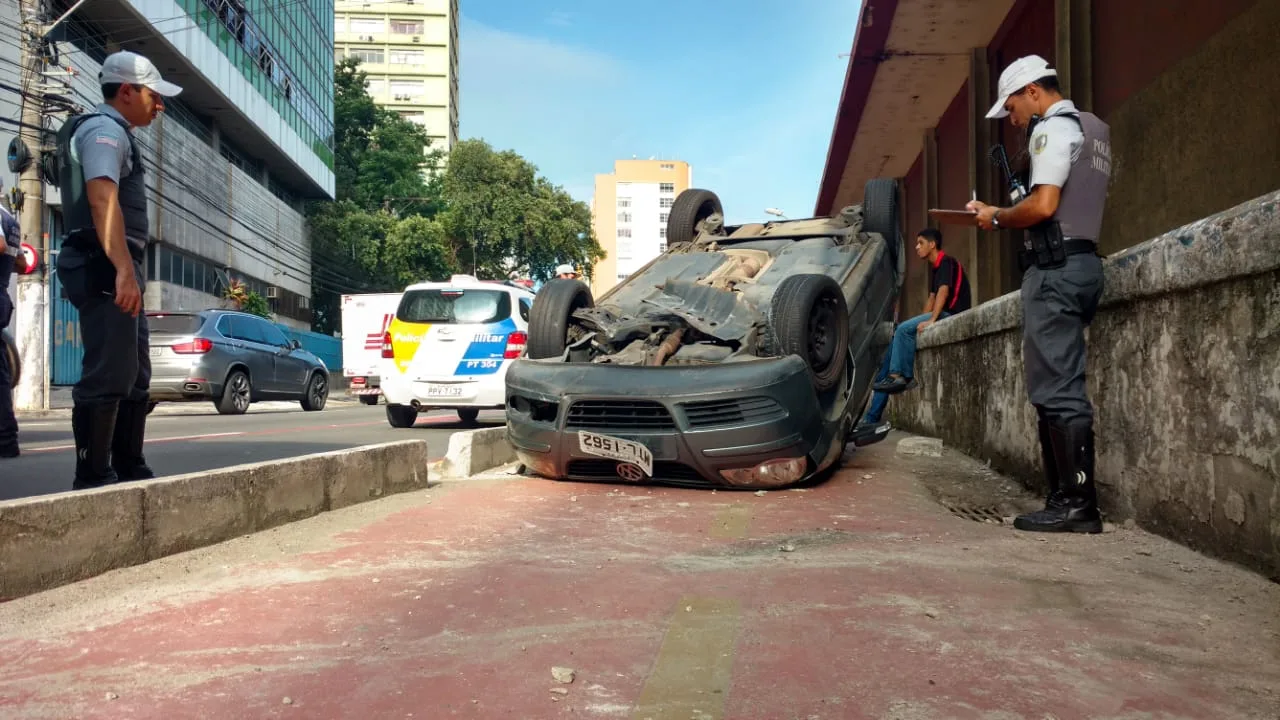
[0, 439, 432, 601]
[434, 427, 517, 480]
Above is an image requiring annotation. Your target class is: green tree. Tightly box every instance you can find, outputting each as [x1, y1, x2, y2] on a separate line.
[439, 138, 603, 281]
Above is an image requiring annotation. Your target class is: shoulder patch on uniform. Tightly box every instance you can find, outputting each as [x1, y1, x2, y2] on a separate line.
[94, 134, 119, 148]
[1033, 133, 1048, 154]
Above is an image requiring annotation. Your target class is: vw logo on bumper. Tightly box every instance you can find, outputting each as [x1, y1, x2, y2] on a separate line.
[615, 463, 645, 482]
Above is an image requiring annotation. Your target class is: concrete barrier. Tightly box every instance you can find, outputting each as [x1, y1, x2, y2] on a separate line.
[435, 427, 516, 480]
[0, 440, 431, 601]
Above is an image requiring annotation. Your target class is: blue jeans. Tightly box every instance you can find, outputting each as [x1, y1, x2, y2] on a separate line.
[888, 312, 949, 380]
[862, 349, 893, 424]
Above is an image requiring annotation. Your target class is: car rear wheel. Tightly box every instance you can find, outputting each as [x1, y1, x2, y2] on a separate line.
[770, 274, 850, 393]
[216, 370, 251, 415]
[386, 403, 418, 428]
[457, 407, 480, 424]
[666, 189, 723, 246]
[527, 279, 594, 360]
[862, 177, 901, 269]
[301, 372, 328, 411]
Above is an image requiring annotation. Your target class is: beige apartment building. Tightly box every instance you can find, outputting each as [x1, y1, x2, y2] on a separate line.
[589, 159, 692, 297]
[334, 0, 459, 154]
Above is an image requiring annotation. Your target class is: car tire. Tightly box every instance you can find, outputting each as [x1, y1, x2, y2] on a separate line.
[862, 177, 901, 266]
[360, 395, 379, 406]
[386, 403, 417, 428]
[1, 331, 19, 388]
[301, 372, 328, 411]
[769, 274, 850, 393]
[666, 189, 723, 246]
[216, 369, 251, 415]
[527, 278, 594, 360]
[457, 407, 480, 424]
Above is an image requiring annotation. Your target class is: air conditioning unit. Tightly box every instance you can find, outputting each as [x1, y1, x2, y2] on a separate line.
[361, 34, 374, 41]
[266, 286, 278, 299]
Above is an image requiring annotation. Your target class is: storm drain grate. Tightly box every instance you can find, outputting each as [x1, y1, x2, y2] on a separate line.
[944, 504, 1007, 524]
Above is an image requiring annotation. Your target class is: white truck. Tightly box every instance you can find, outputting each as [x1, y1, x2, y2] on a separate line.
[339, 292, 404, 405]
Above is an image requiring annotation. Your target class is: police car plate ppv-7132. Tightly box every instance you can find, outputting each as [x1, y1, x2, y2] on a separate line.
[577, 431, 654, 477]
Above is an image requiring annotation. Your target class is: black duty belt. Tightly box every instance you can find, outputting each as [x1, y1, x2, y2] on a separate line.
[1018, 237, 1098, 272]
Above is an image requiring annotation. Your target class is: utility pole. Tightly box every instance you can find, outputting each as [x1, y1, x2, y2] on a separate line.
[13, 0, 49, 412]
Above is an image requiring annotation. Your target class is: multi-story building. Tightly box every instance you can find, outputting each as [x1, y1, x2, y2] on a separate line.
[334, 0, 459, 154]
[0, 0, 335, 384]
[588, 159, 691, 297]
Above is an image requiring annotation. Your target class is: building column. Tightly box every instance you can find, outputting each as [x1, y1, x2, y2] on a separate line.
[1055, 0, 1093, 110]
[968, 48, 1006, 303]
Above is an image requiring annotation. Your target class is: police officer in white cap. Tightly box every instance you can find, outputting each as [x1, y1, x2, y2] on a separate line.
[966, 54, 1112, 534]
[54, 50, 182, 487]
[554, 264, 578, 280]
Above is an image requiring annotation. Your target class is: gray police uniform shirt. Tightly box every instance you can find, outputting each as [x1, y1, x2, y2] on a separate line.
[70, 104, 149, 256]
[1028, 99, 1084, 192]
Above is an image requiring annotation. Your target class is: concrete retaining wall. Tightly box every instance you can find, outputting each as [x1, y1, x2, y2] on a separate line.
[0, 440, 431, 601]
[889, 189, 1280, 579]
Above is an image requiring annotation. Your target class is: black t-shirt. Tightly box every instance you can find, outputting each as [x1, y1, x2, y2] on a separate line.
[930, 252, 971, 314]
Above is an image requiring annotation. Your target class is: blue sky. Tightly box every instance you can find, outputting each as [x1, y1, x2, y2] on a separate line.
[456, 0, 862, 223]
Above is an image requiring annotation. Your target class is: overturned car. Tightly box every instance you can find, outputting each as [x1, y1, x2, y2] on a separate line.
[505, 178, 906, 490]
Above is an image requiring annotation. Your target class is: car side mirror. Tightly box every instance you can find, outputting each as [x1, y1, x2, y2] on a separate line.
[290, 339, 301, 350]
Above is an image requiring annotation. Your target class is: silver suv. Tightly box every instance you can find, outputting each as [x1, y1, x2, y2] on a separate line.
[147, 309, 330, 415]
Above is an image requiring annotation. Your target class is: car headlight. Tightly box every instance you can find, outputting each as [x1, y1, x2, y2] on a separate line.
[719, 456, 808, 488]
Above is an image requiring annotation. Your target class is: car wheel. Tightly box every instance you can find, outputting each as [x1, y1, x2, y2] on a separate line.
[770, 274, 850, 393]
[301, 372, 328, 411]
[386, 403, 418, 428]
[1, 331, 19, 388]
[216, 370, 251, 415]
[457, 407, 480, 424]
[527, 278, 594, 359]
[666, 189, 723, 246]
[360, 395, 379, 406]
[862, 177, 901, 268]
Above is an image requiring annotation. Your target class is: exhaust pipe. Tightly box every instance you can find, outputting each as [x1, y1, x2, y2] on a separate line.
[183, 382, 203, 392]
[410, 400, 422, 410]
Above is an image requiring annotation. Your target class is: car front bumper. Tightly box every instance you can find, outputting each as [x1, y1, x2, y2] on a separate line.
[504, 354, 846, 489]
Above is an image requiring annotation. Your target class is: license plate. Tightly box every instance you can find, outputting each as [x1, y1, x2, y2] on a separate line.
[149, 348, 162, 357]
[577, 431, 654, 477]
[424, 384, 464, 397]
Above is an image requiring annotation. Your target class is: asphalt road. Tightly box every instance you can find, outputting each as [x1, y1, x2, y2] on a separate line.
[0, 402, 505, 501]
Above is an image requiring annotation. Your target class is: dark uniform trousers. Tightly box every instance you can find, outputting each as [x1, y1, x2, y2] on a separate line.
[56, 243, 152, 484]
[0, 292, 16, 453]
[1020, 250, 1104, 427]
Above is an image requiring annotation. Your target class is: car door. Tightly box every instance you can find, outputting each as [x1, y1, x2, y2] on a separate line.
[258, 318, 312, 395]
[224, 314, 280, 393]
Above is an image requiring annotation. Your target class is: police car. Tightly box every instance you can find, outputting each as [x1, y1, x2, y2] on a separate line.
[378, 274, 535, 428]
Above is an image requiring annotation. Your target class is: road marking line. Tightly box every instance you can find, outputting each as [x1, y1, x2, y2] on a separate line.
[631, 595, 740, 720]
[710, 503, 752, 539]
[23, 432, 245, 454]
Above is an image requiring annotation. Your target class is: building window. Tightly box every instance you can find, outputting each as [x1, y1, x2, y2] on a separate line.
[617, 198, 631, 208]
[658, 242, 668, 252]
[659, 183, 674, 193]
[617, 228, 631, 238]
[661, 163, 674, 170]
[390, 19, 425, 34]
[350, 49, 384, 64]
[660, 197, 674, 208]
[389, 79, 424, 101]
[617, 212, 631, 223]
[659, 228, 666, 239]
[659, 213, 668, 223]
[389, 50, 426, 65]
[349, 17, 384, 35]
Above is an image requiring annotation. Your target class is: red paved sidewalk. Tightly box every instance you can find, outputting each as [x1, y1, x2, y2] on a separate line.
[1, 434, 1277, 719]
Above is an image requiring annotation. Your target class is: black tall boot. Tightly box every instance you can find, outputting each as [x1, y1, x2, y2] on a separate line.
[1013, 418, 1102, 534]
[1035, 411, 1059, 501]
[111, 398, 155, 480]
[72, 401, 121, 490]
